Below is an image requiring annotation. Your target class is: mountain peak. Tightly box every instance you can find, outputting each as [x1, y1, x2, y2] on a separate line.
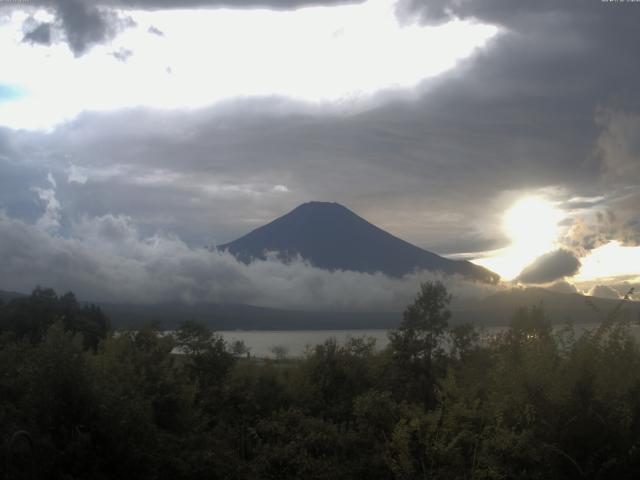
[299, 201, 341, 207]
[293, 201, 351, 213]
[219, 202, 499, 283]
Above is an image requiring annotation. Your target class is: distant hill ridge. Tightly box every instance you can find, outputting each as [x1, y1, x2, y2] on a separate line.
[100, 287, 640, 330]
[0, 289, 26, 302]
[219, 201, 499, 283]
[4, 287, 638, 330]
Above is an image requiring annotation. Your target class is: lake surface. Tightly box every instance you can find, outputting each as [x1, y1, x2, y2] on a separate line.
[219, 323, 640, 358]
[219, 329, 391, 358]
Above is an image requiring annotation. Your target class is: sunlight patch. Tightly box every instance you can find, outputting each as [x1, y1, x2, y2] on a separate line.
[0, 1, 498, 130]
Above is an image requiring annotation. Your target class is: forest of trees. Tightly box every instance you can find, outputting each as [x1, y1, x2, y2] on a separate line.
[1, 283, 640, 479]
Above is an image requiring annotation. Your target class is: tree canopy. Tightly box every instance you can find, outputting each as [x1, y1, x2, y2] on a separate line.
[2, 284, 640, 479]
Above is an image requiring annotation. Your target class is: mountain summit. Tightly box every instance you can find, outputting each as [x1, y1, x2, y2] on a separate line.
[219, 202, 499, 283]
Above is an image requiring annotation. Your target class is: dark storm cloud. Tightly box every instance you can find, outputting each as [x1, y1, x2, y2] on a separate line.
[1, 102, 519, 250]
[110, 47, 132, 61]
[7, 0, 361, 56]
[398, 0, 640, 30]
[2, 0, 640, 261]
[56, 0, 137, 56]
[13, 0, 361, 54]
[14, 1, 136, 56]
[570, 109, 640, 249]
[564, 202, 640, 255]
[0, 157, 51, 224]
[23, 21, 52, 44]
[395, 0, 640, 253]
[517, 250, 582, 285]
[563, 108, 640, 253]
[45, 1, 105, 55]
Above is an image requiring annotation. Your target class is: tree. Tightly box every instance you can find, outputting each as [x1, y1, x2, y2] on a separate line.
[175, 320, 234, 408]
[450, 323, 480, 361]
[388, 281, 452, 406]
[59, 292, 110, 350]
[0, 287, 109, 349]
[175, 319, 215, 356]
[229, 339, 251, 358]
[390, 281, 451, 363]
[508, 304, 551, 343]
[269, 344, 289, 362]
[302, 337, 376, 421]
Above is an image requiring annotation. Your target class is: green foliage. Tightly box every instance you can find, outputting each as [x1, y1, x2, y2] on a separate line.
[301, 336, 378, 421]
[174, 319, 214, 355]
[509, 304, 552, 341]
[450, 322, 481, 360]
[252, 409, 350, 480]
[2, 283, 640, 479]
[391, 281, 452, 362]
[269, 344, 290, 361]
[0, 287, 109, 349]
[388, 280, 452, 407]
[230, 339, 251, 358]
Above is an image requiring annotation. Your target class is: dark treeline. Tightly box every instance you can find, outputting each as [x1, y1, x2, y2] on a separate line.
[1, 283, 640, 479]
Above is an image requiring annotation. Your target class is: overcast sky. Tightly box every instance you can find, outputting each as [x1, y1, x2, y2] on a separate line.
[0, 0, 639, 305]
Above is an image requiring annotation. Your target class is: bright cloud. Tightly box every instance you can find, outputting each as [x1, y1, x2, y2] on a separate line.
[575, 241, 640, 282]
[32, 187, 62, 231]
[0, 204, 500, 309]
[475, 195, 566, 280]
[475, 193, 640, 284]
[0, 0, 498, 130]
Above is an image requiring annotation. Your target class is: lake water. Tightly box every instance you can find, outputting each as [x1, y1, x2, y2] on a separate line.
[219, 323, 640, 358]
[219, 329, 391, 358]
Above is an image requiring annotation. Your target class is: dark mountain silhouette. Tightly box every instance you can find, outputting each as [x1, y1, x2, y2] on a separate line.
[101, 301, 399, 331]
[5, 286, 637, 330]
[218, 201, 499, 283]
[0, 289, 26, 303]
[453, 287, 640, 326]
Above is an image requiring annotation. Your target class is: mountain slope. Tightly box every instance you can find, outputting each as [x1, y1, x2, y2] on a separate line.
[219, 201, 499, 282]
[453, 287, 640, 326]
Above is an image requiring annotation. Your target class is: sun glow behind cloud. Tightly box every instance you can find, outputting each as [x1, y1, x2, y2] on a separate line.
[474, 195, 640, 285]
[475, 196, 565, 281]
[0, 0, 498, 130]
